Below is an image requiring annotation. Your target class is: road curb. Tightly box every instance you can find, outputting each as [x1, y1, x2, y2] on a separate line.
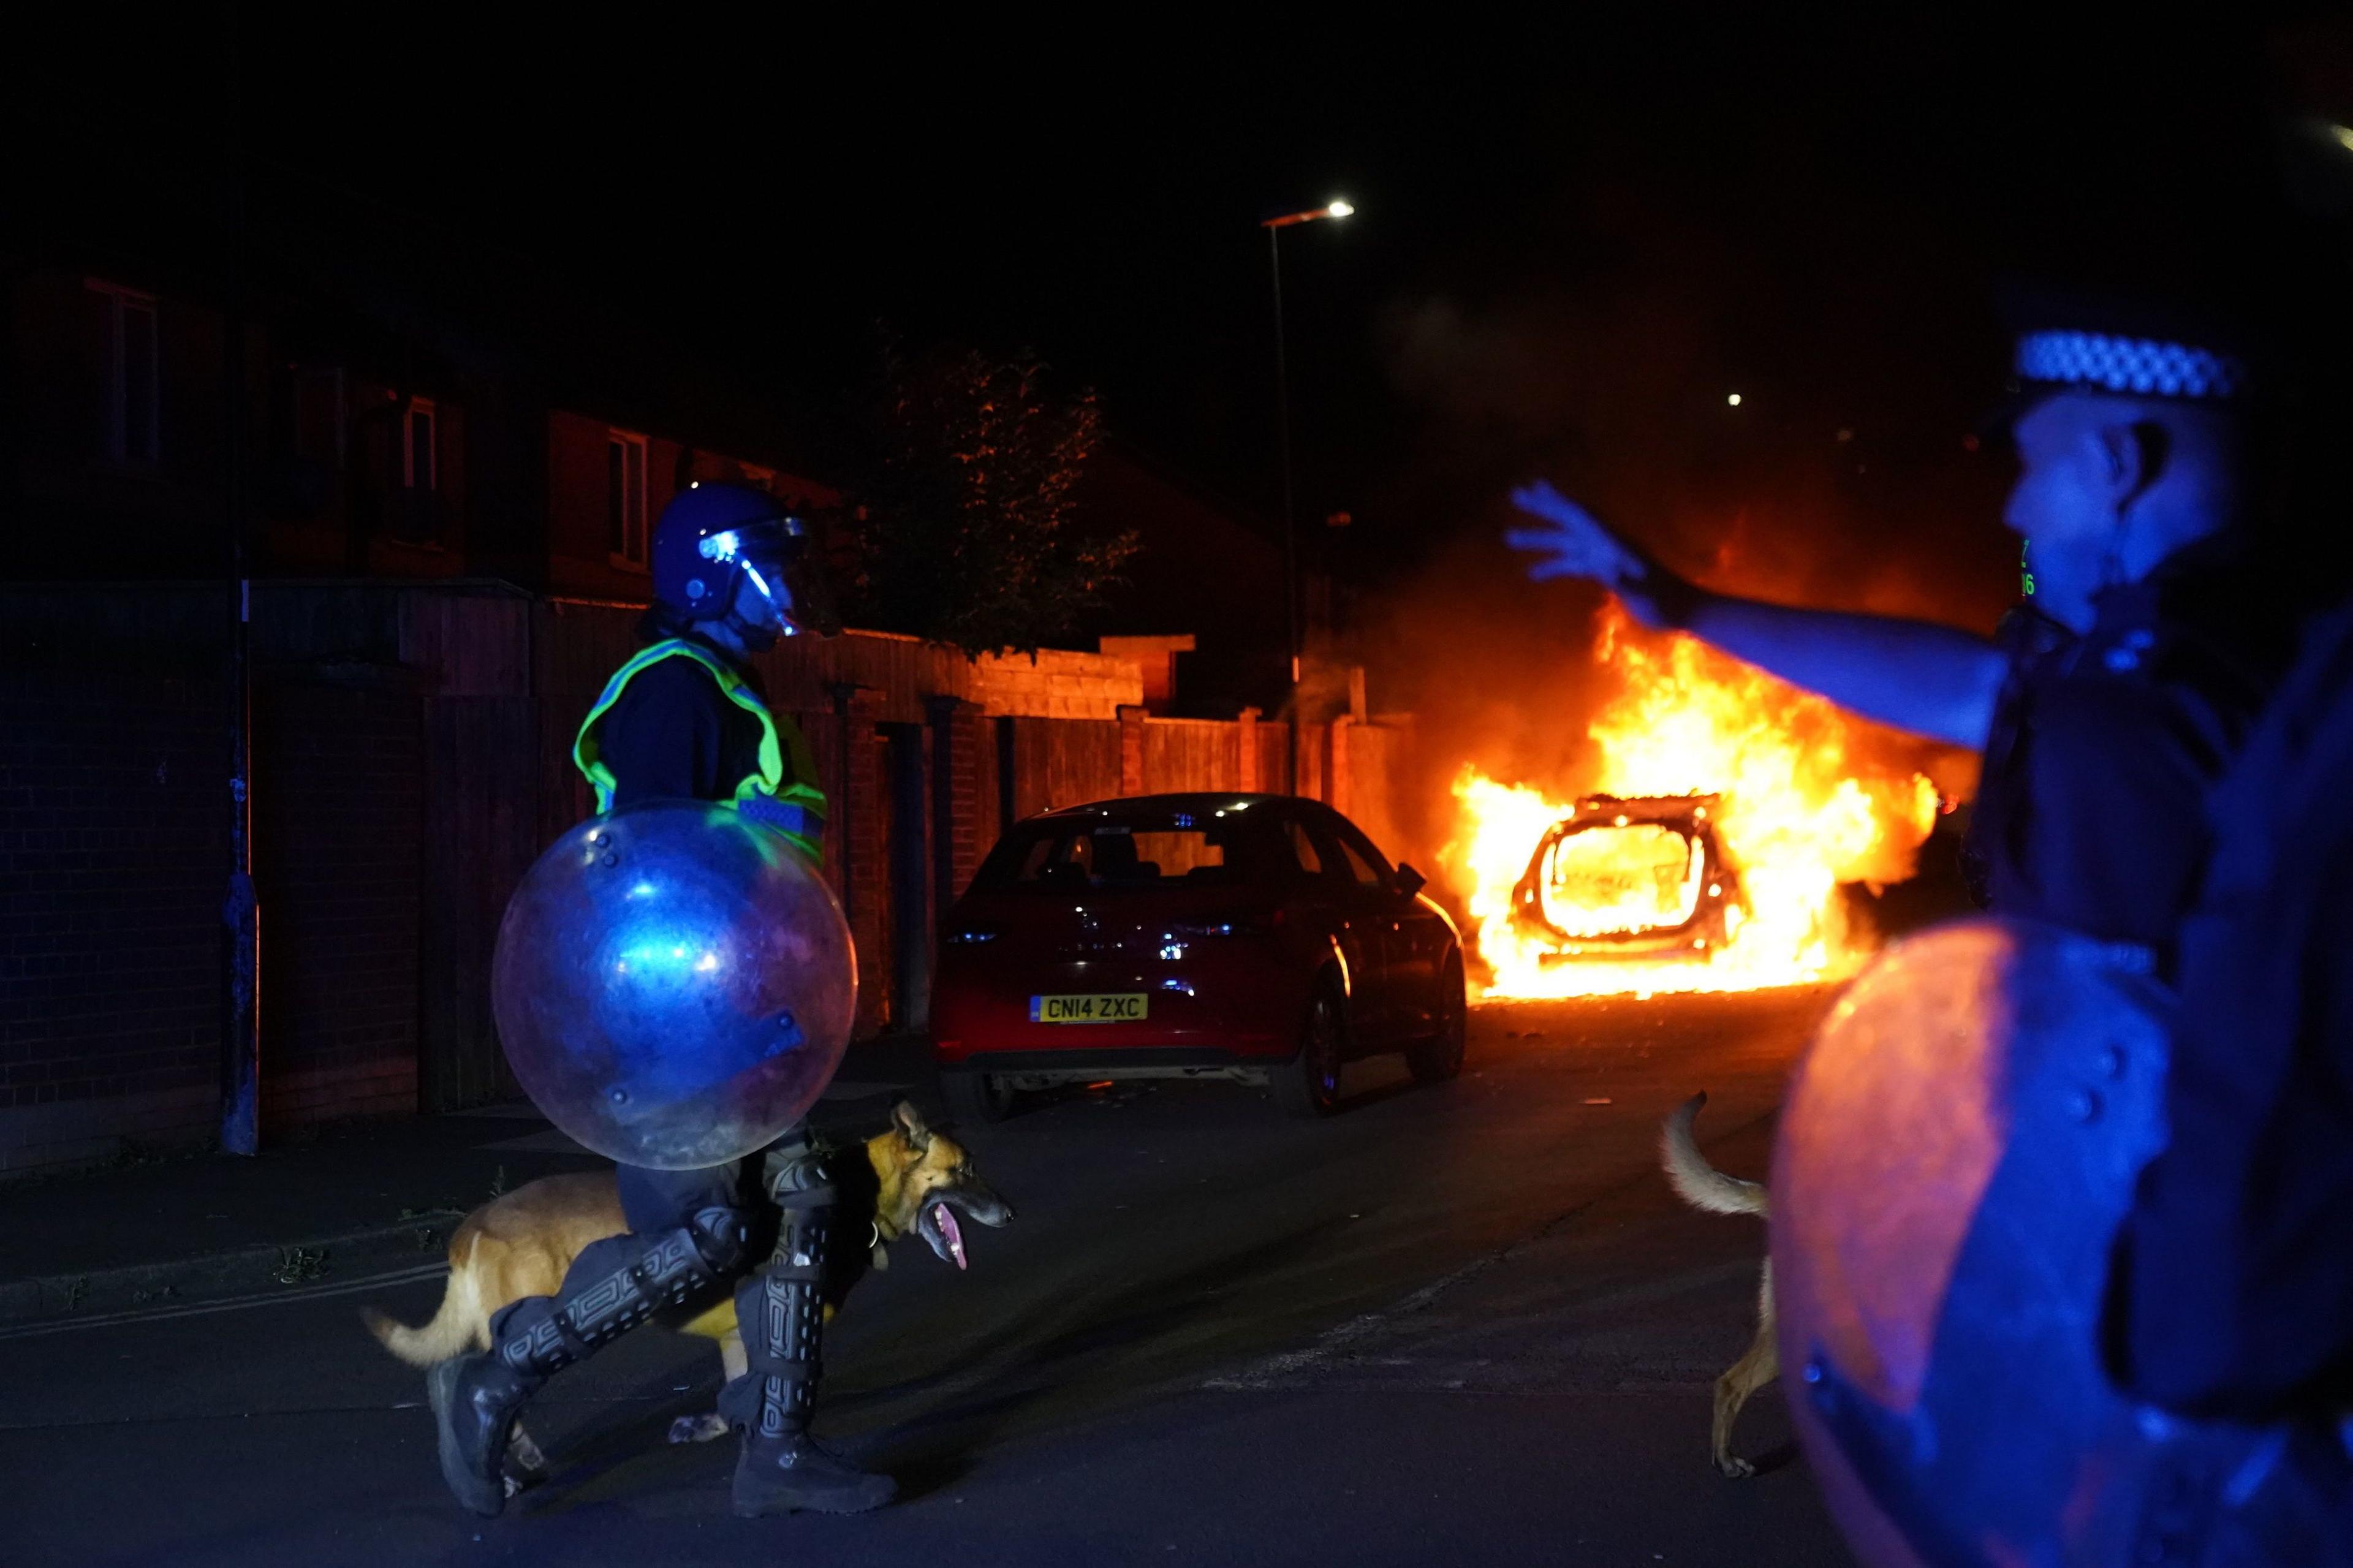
[0, 1210, 466, 1328]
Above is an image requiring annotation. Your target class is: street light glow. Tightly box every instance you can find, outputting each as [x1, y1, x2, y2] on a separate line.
[1727, 393, 1743, 406]
[1263, 198, 1358, 229]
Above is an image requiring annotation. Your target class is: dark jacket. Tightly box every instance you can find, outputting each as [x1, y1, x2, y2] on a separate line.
[594, 623, 769, 811]
[2109, 599, 2353, 1416]
[1965, 536, 2300, 968]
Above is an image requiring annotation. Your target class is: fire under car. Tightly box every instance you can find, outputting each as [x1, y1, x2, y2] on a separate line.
[931, 793, 1468, 1121]
[1509, 793, 1746, 961]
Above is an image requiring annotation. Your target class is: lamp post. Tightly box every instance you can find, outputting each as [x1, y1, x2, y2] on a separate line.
[1261, 197, 1353, 689]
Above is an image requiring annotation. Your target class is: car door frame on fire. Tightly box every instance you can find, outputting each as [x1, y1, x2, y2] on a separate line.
[1298, 809, 1404, 1047]
[1275, 809, 1387, 1047]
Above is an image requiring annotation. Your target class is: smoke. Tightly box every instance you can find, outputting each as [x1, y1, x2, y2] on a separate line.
[1373, 270, 2018, 619]
[1352, 218, 2003, 881]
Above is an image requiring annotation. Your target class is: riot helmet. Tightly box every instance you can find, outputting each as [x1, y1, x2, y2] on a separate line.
[650, 481, 831, 644]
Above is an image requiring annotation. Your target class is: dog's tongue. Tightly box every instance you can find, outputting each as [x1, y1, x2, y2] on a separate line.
[933, 1204, 967, 1270]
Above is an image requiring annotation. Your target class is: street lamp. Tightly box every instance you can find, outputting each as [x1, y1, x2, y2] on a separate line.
[1261, 197, 1354, 689]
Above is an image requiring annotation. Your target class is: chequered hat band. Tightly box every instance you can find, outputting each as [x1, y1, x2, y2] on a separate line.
[2014, 330, 2249, 400]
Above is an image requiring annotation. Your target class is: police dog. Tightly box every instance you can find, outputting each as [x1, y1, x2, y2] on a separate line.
[1660, 1092, 1775, 1479]
[365, 1100, 1010, 1480]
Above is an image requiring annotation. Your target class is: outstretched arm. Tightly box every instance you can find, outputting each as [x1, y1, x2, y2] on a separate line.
[1506, 481, 2006, 749]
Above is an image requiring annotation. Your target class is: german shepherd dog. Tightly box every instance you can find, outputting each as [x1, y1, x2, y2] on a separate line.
[365, 1101, 1010, 1484]
[1659, 1092, 1775, 1479]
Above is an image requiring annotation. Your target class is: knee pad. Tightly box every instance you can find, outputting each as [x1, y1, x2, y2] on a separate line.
[761, 1136, 837, 1211]
[687, 1205, 755, 1274]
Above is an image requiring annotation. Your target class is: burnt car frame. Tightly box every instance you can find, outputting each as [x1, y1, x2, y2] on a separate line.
[1509, 793, 1746, 962]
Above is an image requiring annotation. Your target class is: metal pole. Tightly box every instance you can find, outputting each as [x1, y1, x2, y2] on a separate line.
[219, 6, 259, 1154]
[1269, 225, 1299, 690]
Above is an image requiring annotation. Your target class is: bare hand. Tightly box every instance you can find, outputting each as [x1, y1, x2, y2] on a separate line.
[1504, 482, 1692, 629]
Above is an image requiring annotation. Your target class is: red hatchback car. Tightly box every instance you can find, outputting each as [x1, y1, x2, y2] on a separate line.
[931, 793, 1468, 1120]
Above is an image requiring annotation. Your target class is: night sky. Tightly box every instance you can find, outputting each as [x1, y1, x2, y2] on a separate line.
[17, 9, 2351, 632]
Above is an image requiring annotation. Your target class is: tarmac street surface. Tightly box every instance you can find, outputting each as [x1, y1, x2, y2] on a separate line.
[0, 992, 1855, 1567]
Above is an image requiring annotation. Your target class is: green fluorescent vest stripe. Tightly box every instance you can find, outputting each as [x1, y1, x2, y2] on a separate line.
[573, 640, 827, 857]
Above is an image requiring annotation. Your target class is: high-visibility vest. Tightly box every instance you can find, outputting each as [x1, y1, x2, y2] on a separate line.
[574, 638, 827, 863]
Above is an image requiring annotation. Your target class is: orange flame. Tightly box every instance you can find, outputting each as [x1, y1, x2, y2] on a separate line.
[1441, 606, 1941, 998]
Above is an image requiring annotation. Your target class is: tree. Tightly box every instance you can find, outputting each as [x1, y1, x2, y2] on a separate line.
[832, 341, 1137, 657]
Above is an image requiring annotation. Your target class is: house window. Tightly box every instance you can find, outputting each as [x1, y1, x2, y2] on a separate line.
[403, 398, 437, 490]
[608, 430, 649, 567]
[89, 281, 159, 465]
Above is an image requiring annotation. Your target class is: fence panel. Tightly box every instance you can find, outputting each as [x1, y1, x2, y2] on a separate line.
[419, 694, 539, 1111]
[1006, 718, 1122, 820]
[1141, 718, 1238, 795]
[400, 594, 531, 696]
[533, 600, 640, 699]
[1256, 725, 1293, 795]
[252, 674, 424, 1129]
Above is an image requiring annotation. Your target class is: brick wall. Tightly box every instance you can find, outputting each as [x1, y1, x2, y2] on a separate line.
[814, 689, 890, 1037]
[928, 698, 988, 904]
[0, 664, 227, 1172]
[968, 648, 1143, 718]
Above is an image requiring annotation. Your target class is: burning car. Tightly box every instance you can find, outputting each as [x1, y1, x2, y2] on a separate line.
[1508, 793, 1745, 963]
[1446, 607, 1943, 998]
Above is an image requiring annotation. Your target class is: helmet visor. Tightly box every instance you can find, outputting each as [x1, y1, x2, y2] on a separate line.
[698, 515, 841, 638]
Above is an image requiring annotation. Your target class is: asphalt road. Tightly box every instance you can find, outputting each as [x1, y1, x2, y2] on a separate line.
[0, 991, 1856, 1568]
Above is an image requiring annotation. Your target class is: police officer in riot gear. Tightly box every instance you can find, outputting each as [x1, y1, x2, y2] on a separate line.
[1506, 306, 2305, 971]
[429, 481, 895, 1519]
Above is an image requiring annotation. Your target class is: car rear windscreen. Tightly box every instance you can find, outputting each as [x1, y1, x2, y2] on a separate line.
[975, 812, 1284, 891]
[1537, 822, 1705, 937]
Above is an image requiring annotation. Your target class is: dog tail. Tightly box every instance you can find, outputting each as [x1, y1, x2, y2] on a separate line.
[361, 1238, 483, 1368]
[1661, 1093, 1768, 1218]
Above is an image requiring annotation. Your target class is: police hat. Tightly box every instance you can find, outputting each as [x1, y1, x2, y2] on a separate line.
[1980, 279, 2267, 439]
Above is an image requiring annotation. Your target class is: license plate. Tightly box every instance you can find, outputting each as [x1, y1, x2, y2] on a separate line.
[1029, 993, 1148, 1024]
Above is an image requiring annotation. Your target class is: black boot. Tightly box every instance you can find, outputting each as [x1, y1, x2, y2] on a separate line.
[430, 1205, 749, 1517]
[734, 1431, 900, 1516]
[729, 1164, 895, 1517]
[428, 1352, 531, 1517]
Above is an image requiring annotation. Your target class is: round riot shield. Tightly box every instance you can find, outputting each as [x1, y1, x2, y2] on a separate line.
[491, 801, 856, 1169]
[1770, 918, 2280, 1566]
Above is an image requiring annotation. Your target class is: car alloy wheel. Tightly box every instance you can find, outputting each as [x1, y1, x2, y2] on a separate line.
[1275, 985, 1346, 1119]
